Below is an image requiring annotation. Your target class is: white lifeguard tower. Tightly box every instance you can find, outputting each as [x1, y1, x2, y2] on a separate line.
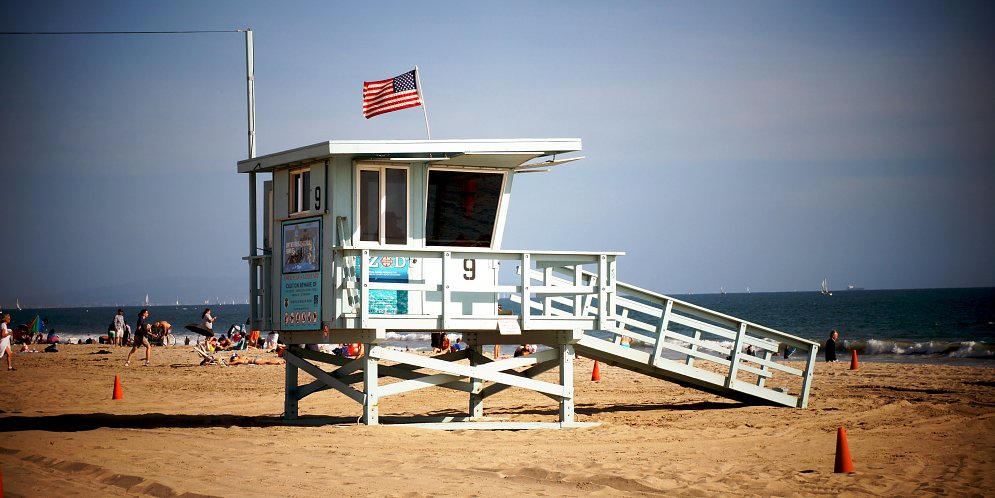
[238, 138, 819, 429]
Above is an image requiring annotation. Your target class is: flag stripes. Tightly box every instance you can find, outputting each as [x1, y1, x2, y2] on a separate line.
[363, 69, 423, 119]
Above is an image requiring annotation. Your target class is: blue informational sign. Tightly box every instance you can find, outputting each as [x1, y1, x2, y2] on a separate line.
[282, 219, 320, 273]
[358, 255, 409, 314]
[281, 218, 321, 330]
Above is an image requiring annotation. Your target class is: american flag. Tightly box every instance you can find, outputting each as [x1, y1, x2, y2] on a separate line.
[362, 69, 423, 119]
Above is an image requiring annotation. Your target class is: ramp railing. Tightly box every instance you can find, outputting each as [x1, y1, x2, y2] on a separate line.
[514, 266, 820, 408]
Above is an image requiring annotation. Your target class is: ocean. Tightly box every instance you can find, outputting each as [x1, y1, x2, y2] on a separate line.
[4, 287, 993, 365]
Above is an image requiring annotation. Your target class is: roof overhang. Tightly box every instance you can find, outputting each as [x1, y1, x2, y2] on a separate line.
[237, 138, 582, 173]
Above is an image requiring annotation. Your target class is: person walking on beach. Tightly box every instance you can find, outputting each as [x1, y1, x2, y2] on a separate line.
[113, 309, 125, 347]
[825, 329, 839, 362]
[125, 309, 153, 366]
[1, 313, 15, 370]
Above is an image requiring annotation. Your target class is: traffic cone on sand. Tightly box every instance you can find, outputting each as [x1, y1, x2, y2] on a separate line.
[834, 427, 855, 473]
[850, 350, 859, 370]
[591, 361, 601, 382]
[112, 375, 123, 400]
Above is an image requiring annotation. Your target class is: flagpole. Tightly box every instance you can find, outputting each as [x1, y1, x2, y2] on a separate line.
[414, 65, 431, 140]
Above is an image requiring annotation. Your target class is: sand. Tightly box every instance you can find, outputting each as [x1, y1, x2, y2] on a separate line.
[1, 344, 993, 497]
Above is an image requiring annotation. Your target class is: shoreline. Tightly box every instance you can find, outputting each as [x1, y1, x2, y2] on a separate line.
[1, 344, 993, 496]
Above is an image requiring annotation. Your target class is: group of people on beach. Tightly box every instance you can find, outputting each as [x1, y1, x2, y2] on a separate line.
[1, 314, 63, 369]
[430, 332, 466, 354]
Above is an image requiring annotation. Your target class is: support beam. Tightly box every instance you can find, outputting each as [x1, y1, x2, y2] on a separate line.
[559, 343, 575, 423]
[284, 353, 299, 420]
[363, 347, 379, 425]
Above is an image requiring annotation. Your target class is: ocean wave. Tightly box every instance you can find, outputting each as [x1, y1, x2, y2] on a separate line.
[844, 339, 995, 358]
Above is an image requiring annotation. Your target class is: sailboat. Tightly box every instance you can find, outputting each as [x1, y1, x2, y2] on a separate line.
[16, 298, 22, 310]
[144, 293, 151, 306]
[720, 286, 726, 295]
[821, 278, 832, 296]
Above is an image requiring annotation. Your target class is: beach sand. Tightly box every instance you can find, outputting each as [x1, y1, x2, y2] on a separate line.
[1, 345, 993, 497]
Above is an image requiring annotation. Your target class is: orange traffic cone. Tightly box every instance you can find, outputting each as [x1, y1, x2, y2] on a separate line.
[112, 375, 123, 400]
[834, 427, 855, 473]
[591, 360, 601, 382]
[850, 350, 859, 370]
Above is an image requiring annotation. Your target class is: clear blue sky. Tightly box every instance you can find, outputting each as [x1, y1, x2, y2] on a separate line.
[1, 1, 993, 307]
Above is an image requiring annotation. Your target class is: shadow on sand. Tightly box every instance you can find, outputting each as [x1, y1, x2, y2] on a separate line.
[0, 413, 354, 432]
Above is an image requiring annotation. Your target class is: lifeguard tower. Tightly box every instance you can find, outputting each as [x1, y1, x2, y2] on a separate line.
[238, 138, 820, 429]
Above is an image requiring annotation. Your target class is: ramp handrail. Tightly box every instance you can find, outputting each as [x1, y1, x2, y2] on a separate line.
[515, 266, 820, 407]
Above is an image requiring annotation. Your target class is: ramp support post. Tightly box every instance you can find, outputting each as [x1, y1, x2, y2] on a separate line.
[363, 344, 379, 425]
[468, 349, 485, 418]
[284, 352, 300, 420]
[558, 343, 576, 423]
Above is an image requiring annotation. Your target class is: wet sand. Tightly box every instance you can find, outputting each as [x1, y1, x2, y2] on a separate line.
[1, 344, 993, 497]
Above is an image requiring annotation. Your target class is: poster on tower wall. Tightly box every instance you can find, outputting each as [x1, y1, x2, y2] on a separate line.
[357, 255, 409, 314]
[281, 218, 321, 330]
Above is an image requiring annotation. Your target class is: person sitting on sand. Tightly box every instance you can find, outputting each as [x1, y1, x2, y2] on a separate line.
[228, 353, 285, 365]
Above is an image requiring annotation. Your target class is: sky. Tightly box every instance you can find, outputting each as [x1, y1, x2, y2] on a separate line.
[1, 1, 993, 307]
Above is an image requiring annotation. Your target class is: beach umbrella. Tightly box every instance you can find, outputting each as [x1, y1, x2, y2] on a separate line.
[185, 323, 214, 337]
[28, 315, 43, 333]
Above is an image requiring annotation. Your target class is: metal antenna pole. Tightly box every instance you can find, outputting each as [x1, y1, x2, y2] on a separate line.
[243, 29, 256, 159]
[241, 28, 260, 331]
[415, 65, 431, 140]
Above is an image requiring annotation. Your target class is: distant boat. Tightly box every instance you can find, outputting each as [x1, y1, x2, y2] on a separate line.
[16, 298, 22, 310]
[746, 286, 751, 294]
[847, 283, 864, 291]
[821, 278, 833, 296]
[144, 293, 151, 306]
[720, 286, 726, 295]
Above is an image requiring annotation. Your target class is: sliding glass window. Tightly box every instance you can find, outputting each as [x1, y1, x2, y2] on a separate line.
[357, 165, 408, 245]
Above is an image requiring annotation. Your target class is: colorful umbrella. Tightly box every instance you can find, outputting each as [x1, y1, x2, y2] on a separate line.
[28, 315, 43, 333]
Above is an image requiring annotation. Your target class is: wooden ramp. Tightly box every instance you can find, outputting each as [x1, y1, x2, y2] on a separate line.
[511, 267, 821, 409]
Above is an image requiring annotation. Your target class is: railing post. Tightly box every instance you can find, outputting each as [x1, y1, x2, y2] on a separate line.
[573, 265, 583, 317]
[757, 349, 772, 387]
[521, 253, 531, 331]
[543, 266, 554, 316]
[615, 309, 630, 344]
[725, 322, 748, 388]
[442, 251, 452, 328]
[360, 249, 370, 328]
[651, 300, 673, 368]
[798, 343, 819, 408]
[596, 255, 609, 331]
[686, 329, 701, 366]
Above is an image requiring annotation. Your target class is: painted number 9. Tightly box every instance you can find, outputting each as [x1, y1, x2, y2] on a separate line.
[314, 186, 321, 211]
[463, 259, 476, 280]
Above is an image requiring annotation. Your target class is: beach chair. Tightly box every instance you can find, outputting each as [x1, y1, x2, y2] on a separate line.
[194, 345, 227, 366]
